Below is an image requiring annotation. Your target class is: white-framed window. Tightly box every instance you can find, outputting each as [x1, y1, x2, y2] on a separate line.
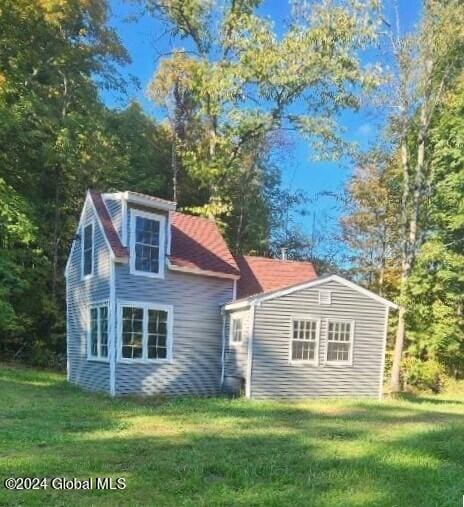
[81, 221, 94, 279]
[117, 301, 173, 362]
[129, 209, 166, 278]
[290, 317, 320, 364]
[88, 304, 108, 361]
[318, 290, 332, 305]
[326, 320, 354, 365]
[230, 317, 243, 344]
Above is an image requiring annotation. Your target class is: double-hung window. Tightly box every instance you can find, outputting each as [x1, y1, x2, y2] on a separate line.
[119, 302, 173, 362]
[130, 210, 165, 277]
[230, 318, 243, 344]
[290, 318, 320, 364]
[326, 320, 354, 364]
[82, 222, 94, 278]
[88, 304, 108, 360]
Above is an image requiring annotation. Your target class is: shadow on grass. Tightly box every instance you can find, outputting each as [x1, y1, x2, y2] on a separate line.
[1, 366, 464, 506]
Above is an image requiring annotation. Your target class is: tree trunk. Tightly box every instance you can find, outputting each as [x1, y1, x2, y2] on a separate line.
[390, 139, 410, 393]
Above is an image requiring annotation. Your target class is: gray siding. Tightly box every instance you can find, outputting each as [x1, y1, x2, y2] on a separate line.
[66, 201, 111, 392]
[114, 264, 233, 396]
[104, 197, 123, 240]
[250, 280, 387, 399]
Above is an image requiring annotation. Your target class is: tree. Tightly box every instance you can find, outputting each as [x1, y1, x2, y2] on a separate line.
[144, 0, 382, 252]
[384, 0, 464, 392]
[404, 78, 464, 380]
[341, 151, 400, 296]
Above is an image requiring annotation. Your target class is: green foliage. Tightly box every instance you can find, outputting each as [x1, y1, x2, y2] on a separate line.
[146, 0, 382, 251]
[402, 357, 445, 393]
[404, 81, 464, 379]
[0, 1, 172, 362]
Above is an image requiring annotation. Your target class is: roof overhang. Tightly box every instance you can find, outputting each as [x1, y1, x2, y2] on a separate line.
[103, 191, 177, 211]
[223, 274, 398, 311]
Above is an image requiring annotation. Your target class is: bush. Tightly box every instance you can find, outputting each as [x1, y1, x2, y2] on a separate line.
[402, 357, 445, 393]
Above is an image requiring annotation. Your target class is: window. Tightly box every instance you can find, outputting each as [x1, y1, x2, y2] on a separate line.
[130, 210, 165, 277]
[319, 290, 331, 305]
[82, 222, 93, 278]
[326, 320, 354, 364]
[88, 305, 108, 360]
[119, 302, 172, 362]
[291, 318, 320, 363]
[230, 318, 243, 344]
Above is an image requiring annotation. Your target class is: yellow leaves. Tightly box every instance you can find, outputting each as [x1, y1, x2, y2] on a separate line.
[0, 73, 6, 89]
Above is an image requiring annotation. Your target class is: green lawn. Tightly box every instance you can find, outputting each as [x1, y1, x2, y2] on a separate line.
[0, 365, 463, 506]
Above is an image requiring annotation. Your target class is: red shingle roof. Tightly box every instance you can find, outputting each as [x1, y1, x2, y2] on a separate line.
[89, 191, 128, 259]
[170, 212, 240, 277]
[235, 255, 317, 299]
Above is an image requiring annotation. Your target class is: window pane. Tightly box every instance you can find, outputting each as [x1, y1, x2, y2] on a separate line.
[327, 342, 350, 362]
[136, 217, 160, 245]
[232, 319, 242, 342]
[99, 306, 108, 357]
[121, 307, 144, 359]
[83, 224, 93, 275]
[147, 309, 168, 359]
[292, 341, 315, 361]
[90, 308, 98, 357]
[292, 320, 317, 341]
[135, 244, 159, 273]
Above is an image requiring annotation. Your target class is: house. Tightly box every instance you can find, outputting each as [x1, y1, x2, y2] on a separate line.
[65, 190, 397, 399]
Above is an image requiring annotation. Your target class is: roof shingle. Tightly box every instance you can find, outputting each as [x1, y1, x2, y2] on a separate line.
[89, 191, 128, 259]
[235, 255, 317, 299]
[170, 212, 240, 277]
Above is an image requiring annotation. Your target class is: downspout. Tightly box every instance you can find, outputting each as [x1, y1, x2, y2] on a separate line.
[220, 309, 226, 388]
[245, 303, 256, 399]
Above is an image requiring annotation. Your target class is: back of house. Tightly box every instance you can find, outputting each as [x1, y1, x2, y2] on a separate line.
[65, 190, 396, 399]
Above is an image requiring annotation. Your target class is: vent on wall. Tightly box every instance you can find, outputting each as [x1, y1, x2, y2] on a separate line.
[318, 290, 332, 305]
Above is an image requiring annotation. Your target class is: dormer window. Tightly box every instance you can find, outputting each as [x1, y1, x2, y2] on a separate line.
[129, 209, 165, 278]
[82, 222, 94, 278]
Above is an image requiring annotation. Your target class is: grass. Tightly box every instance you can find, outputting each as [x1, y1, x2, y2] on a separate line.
[0, 365, 463, 506]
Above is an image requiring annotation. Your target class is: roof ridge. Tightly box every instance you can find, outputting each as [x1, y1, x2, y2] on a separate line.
[240, 254, 314, 264]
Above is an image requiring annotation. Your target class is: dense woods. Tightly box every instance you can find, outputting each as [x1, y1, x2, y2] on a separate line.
[0, 0, 462, 392]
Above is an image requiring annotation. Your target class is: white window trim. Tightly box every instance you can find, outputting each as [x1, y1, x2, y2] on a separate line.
[81, 220, 95, 280]
[325, 318, 355, 366]
[129, 209, 166, 279]
[117, 300, 174, 364]
[289, 315, 321, 366]
[318, 290, 332, 305]
[87, 301, 109, 362]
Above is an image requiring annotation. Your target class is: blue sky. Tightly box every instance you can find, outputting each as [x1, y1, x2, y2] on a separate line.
[103, 0, 422, 256]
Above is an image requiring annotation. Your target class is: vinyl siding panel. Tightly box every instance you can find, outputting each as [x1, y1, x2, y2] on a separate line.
[251, 280, 387, 399]
[114, 264, 233, 396]
[66, 201, 111, 392]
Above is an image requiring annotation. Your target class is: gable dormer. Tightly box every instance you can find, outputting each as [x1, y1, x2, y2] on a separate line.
[102, 191, 176, 279]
